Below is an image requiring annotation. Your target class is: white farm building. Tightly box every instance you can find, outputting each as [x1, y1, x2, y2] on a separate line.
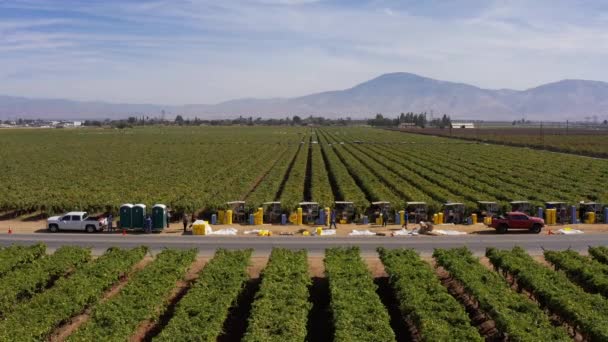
[451, 122, 475, 129]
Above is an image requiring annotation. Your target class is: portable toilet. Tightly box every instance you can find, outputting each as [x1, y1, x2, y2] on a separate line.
[132, 204, 147, 229]
[119, 204, 134, 229]
[152, 204, 168, 230]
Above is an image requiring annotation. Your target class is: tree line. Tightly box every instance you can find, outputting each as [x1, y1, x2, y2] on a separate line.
[367, 112, 452, 128]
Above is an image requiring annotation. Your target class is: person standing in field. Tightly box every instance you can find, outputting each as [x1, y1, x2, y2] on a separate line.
[182, 214, 189, 233]
[145, 215, 152, 234]
[330, 210, 337, 229]
[382, 208, 388, 227]
[107, 213, 113, 233]
[307, 207, 313, 225]
[166, 211, 171, 228]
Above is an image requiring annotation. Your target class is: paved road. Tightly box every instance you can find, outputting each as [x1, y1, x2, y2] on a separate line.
[1, 233, 606, 255]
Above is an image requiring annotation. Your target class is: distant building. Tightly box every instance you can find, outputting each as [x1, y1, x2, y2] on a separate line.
[73, 121, 82, 127]
[398, 122, 417, 128]
[451, 122, 475, 129]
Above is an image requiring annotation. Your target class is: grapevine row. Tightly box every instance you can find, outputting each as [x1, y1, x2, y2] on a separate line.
[0, 245, 91, 316]
[486, 247, 608, 341]
[543, 249, 608, 298]
[246, 144, 300, 206]
[279, 135, 310, 209]
[0, 243, 46, 277]
[318, 131, 399, 206]
[363, 142, 521, 203]
[347, 142, 475, 208]
[155, 249, 252, 341]
[310, 138, 335, 207]
[378, 248, 482, 341]
[0, 246, 147, 341]
[316, 130, 368, 210]
[324, 247, 395, 341]
[589, 246, 608, 265]
[434, 247, 570, 341]
[340, 127, 606, 203]
[243, 248, 311, 341]
[69, 249, 196, 341]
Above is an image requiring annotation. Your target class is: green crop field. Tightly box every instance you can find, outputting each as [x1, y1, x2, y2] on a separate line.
[397, 126, 608, 158]
[0, 126, 607, 216]
[1, 243, 608, 341]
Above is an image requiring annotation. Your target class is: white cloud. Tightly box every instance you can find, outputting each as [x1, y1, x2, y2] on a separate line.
[1, 0, 608, 103]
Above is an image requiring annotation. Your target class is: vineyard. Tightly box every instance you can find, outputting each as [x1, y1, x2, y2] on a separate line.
[1, 243, 608, 341]
[0, 126, 607, 216]
[396, 126, 608, 158]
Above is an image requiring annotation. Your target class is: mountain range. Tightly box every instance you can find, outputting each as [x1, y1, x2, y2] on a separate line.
[2, 72, 608, 121]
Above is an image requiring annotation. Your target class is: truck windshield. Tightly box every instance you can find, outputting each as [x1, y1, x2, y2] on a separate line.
[82, 213, 89, 220]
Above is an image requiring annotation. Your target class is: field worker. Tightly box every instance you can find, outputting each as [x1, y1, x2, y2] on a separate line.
[382, 208, 388, 227]
[166, 211, 171, 228]
[401, 213, 408, 229]
[419, 221, 434, 234]
[107, 214, 114, 233]
[307, 207, 313, 225]
[182, 214, 189, 233]
[330, 210, 337, 229]
[145, 215, 152, 234]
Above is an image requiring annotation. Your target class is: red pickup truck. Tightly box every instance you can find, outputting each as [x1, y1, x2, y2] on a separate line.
[489, 212, 545, 234]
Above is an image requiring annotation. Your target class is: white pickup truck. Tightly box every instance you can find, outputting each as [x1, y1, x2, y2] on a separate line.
[47, 211, 107, 233]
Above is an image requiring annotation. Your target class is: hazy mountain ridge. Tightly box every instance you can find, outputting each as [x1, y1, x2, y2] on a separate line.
[1, 73, 607, 121]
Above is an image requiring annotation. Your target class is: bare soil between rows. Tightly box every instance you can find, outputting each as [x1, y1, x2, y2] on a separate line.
[2, 218, 608, 236]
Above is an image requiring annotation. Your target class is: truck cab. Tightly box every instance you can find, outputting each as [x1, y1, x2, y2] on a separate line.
[489, 211, 544, 234]
[47, 212, 106, 233]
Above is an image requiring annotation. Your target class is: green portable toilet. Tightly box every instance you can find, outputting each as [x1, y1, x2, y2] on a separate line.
[132, 204, 147, 229]
[119, 204, 133, 229]
[152, 204, 167, 230]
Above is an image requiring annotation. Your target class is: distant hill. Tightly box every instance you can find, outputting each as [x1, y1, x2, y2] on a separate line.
[2, 72, 608, 121]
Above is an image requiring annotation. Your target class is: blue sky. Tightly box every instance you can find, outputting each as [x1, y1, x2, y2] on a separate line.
[1, 0, 608, 104]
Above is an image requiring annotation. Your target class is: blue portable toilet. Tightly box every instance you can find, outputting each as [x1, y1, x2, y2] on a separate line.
[318, 209, 326, 225]
[570, 205, 577, 224]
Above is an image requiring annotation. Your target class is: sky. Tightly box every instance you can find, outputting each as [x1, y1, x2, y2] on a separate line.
[1, 0, 608, 105]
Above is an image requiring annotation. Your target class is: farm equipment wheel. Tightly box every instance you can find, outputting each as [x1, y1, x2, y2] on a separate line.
[48, 224, 59, 233]
[496, 224, 508, 234]
[85, 225, 96, 233]
[530, 224, 542, 234]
